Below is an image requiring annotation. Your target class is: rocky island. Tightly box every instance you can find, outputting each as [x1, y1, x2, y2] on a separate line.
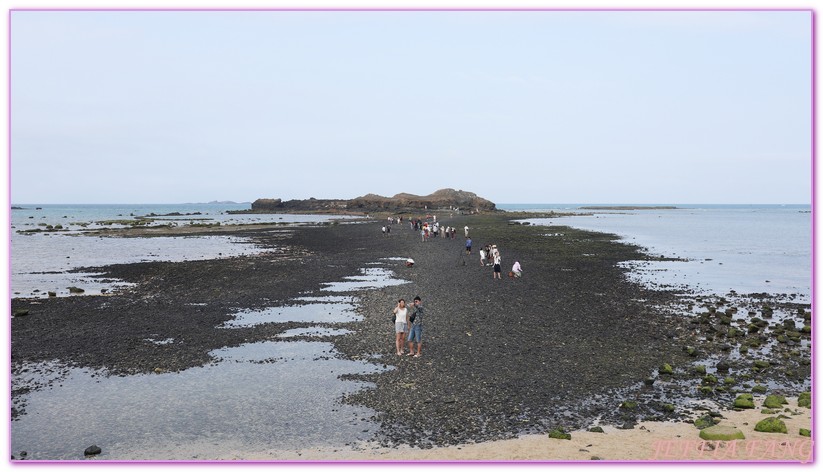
[234, 188, 497, 214]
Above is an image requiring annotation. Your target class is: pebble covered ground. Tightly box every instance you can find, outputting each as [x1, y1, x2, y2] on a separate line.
[11, 212, 811, 451]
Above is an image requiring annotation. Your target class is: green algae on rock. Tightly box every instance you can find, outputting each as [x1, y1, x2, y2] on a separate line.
[733, 394, 755, 409]
[763, 394, 788, 409]
[699, 425, 745, 441]
[548, 428, 572, 440]
[754, 417, 788, 434]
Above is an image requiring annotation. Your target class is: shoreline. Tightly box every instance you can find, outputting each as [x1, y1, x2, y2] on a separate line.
[10, 213, 812, 460]
[225, 398, 811, 462]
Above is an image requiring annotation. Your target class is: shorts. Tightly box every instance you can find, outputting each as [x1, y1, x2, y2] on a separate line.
[494, 264, 501, 273]
[395, 322, 406, 333]
[407, 324, 422, 343]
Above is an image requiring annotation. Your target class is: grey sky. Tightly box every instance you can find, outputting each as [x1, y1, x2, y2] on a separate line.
[10, 10, 812, 204]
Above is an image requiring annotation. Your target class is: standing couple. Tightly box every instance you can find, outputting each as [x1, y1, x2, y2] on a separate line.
[392, 296, 424, 357]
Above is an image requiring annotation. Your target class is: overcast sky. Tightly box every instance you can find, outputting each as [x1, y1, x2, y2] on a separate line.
[10, 10, 812, 204]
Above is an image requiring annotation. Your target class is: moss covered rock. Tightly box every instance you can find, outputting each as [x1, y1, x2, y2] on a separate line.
[548, 428, 572, 440]
[763, 394, 788, 409]
[798, 392, 811, 409]
[588, 426, 604, 433]
[733, 394, 755, 409]
[702, 374, 718, 385]
[800, 428, 811, 437]
[754, 417, 788, 434]
[659, 363, 674, 375]
[699, 425, 746, 441]
[694, 415, 716, 430]
[620, 401, 638, 410]
[751, 385, 768, 394]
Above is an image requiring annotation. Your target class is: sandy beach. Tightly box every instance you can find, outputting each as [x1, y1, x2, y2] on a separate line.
[249, 399, 810, 462]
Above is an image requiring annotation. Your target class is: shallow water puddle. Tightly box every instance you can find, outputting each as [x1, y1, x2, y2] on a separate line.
[221, 302, 361, 328]
[11, 341, 386, 460]
[320, 267, 409, 292]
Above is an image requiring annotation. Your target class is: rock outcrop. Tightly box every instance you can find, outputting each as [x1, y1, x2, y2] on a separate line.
[249, 188, 496, 213]
[349, 188, 496, 212]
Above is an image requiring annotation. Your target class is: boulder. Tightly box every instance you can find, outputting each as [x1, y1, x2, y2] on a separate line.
[754, 417, 788, 434]
[84, 445, 102, 456]
[699, 425, 745, 441]
[763, 395, 788, 409]
[694, 415, 716, 430]
[733, 394, 755, 409]
[548, 428, 571, 440]
[798, 392, 811, 408]
[800, 428, 811, 437]
[658, 363, 674, 375]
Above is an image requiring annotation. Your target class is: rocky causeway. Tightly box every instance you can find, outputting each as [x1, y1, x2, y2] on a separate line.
[10, 211, 812, 455]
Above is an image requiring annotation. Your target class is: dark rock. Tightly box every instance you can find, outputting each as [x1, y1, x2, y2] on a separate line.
[84, 445, 102, 456]
[694, 415, 715, 430]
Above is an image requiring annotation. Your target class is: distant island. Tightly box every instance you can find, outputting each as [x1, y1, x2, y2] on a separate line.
[230, 188, 497, 214]
[578, 206, 679, 210]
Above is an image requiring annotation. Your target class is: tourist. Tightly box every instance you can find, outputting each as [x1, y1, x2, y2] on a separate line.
[406, 258, 415, 267]
[381, 226, 386, 236]
[464, 225, 469, 238]
[493, 250, 502, 280]
[406, 296, 424, 357]
[511, 260, 522, 278]
[465, 237, 472, 255]
[479, 247, 487, 266]
[392, 299, 409, 356]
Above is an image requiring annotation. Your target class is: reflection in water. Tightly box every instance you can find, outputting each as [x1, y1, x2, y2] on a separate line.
[12, 341, 386, 460]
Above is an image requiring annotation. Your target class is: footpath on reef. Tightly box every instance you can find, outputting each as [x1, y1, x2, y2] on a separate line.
[11, 211, 811, 456]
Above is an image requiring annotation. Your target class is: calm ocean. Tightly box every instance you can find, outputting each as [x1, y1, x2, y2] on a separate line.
[499, 204, 812, 301]
[10, 203, 355, 298]
[11, 203, 811, 301]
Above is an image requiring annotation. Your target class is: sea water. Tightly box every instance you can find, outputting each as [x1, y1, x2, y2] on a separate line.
[500, 204, 812, 301]
[10, 203, 356, 298]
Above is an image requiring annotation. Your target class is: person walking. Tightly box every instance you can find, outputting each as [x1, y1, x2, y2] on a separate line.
[406, 296, 424, 357]
[465, 237, 472, 255]
[392, 299, 409, 355]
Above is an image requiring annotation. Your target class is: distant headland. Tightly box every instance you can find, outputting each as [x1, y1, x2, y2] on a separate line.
[230, 188, 497, 215]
